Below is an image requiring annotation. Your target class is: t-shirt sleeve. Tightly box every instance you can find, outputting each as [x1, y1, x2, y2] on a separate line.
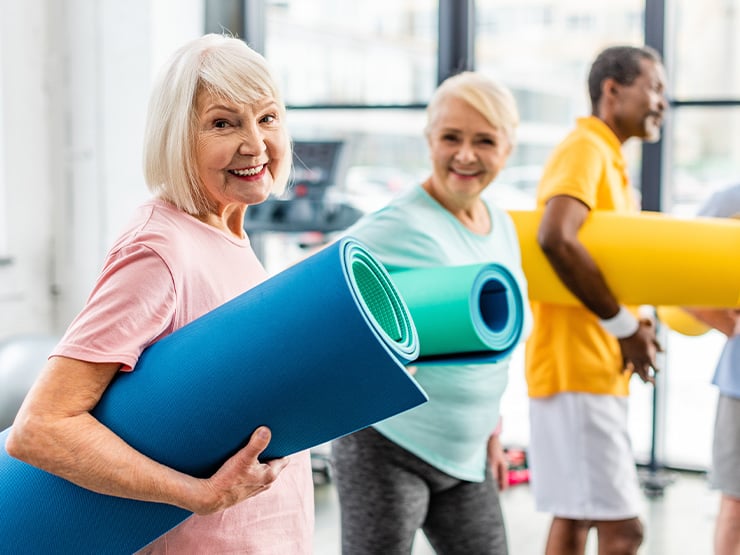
[53, 243, 177, 371]
[538, 138, 604, 209]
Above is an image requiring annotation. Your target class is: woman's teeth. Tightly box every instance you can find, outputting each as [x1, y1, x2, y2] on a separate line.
[230, 165, 263, 176]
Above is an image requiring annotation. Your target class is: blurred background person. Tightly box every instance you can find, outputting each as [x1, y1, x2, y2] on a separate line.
[525, 45, 667, 555]
[682, 182, 740, 555]
[331, 71, 531, 555]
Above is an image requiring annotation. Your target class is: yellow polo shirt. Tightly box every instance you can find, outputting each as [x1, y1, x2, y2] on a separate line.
[525, 116, 638, 398]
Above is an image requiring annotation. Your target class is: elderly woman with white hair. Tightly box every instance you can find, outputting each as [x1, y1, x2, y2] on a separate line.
[7, 34, 313, 553]
[331, 71, 531, 555]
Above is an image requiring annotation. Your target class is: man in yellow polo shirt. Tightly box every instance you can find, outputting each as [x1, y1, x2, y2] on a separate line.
[525, 45, 667, 555]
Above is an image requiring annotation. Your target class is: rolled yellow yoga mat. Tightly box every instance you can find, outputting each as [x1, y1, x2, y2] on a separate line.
[508, 210, 740, 309]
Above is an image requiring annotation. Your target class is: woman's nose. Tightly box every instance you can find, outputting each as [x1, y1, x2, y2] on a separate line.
[238, 128, 266, 156]
[454, 142, 476, 162]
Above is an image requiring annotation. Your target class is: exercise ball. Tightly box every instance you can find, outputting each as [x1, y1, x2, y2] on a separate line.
[0, 334, 58, 429]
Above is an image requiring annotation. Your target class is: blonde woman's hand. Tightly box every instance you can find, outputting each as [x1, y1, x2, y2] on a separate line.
[487, 433, 509, 491]
[190, 426, 288, 515]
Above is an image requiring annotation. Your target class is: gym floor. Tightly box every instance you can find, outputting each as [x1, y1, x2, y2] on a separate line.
[312, 465, 719, 554]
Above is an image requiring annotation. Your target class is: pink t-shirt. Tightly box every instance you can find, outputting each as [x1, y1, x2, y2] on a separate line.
[53, 199, 314, 554]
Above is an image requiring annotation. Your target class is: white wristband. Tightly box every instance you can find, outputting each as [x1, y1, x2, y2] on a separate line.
[598, 306, 639, 339]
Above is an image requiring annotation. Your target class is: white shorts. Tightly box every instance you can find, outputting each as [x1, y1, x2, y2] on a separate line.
[528, 392, 642, 520]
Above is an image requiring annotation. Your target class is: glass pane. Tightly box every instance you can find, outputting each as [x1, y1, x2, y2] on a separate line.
[474, 0, 645, 209]
[661, 332, 723, 469]
[257, 108, 430, 276]
[476, 1, 643, 125]
[668, 0, 740, 99]
[0, 40, 6, 256]
[658, 106, 740, 469]
[265, 0, 438, 106]
[668, 107, 740, 217]
[286, 108, 428, 212]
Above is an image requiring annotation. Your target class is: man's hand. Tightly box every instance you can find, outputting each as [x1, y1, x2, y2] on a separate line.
[618, 318, 663, 384]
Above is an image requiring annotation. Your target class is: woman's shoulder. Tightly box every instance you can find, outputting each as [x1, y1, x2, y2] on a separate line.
[384, 185, 451, 223]
[111, 199, 216, 252]
[350, 186, 430, 229]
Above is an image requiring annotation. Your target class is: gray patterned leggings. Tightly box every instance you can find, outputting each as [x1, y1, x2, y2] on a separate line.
[331, 426, 508, 555]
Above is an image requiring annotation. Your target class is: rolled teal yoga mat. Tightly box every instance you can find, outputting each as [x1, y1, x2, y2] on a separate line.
[389, 263, 525, 364]
[0, 237, 426, 554]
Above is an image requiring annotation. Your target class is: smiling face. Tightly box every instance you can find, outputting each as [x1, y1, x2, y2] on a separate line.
[611, 58, 668, 143]
[425, 95, 512, 204]
[194, 89, 289, 214]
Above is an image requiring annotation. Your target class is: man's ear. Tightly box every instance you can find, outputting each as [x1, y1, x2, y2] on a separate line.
[603, 77, 619, 99]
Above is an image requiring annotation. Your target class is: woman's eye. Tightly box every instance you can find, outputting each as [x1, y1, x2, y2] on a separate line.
[213, 119, 231, 129]
[261, 114, 277, 124]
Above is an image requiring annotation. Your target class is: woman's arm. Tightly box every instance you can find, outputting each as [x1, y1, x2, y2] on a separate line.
[6, 356, 287, 515]
[684, 307, 740, 338]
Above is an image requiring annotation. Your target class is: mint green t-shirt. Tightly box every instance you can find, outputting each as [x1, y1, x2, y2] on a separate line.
[345, 185, 531, 482]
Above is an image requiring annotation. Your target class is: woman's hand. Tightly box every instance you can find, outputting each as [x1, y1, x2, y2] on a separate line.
[487, 433, 509, 491]
[190, 426, 289, 515]
[685, 307, 740, 338]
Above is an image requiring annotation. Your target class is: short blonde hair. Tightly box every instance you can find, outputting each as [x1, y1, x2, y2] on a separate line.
[425, 71, 519, 145]
[143, 34, 291, 215]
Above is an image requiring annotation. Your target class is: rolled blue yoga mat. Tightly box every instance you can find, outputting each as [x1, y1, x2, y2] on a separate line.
[389, 263, 525, 364]
[0, 237, 426, 554]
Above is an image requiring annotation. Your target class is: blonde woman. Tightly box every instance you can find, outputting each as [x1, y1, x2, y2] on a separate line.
[331, 72, 531, 555]
[7, 34, 313, 554]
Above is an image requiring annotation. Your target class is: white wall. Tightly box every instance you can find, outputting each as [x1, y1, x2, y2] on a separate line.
[0, 0, 205, 338]
[0, 11, 6, 260]
[0, 0, 55, 336]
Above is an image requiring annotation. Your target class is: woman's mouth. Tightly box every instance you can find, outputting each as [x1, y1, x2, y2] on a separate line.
[229, 165, 265, 177]
[452, 168, 480, 178]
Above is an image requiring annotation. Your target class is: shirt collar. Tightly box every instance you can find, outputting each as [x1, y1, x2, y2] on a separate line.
[576, 115, 627, 176]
